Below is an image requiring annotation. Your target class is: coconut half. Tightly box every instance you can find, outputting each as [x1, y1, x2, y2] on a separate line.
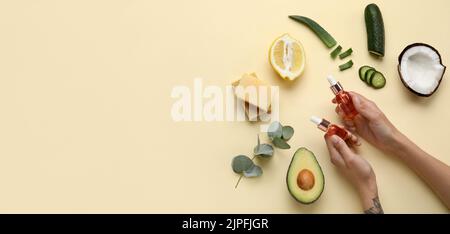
[398, 43, 446, 97]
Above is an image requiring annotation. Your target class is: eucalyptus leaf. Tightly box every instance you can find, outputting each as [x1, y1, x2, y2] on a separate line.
[231, 155, 254, 173]
[243, 165, 263, 177]
[253, 143, 274, 157]
[272, 137, 291, 149]
[267, 121, 282, 140]
[282, 126, 294, 141]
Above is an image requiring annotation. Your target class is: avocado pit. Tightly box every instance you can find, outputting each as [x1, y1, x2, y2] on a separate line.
[297, 169, 315, 190]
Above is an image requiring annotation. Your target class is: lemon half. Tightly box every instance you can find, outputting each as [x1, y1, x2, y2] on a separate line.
[269, 34, 306, 81]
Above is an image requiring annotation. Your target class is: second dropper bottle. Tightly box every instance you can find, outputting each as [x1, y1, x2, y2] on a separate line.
[310, 116, 359, 145]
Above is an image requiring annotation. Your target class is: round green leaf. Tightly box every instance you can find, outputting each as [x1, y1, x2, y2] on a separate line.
[272, 137, 290, 149]
[231, 155, 254, 173]
[243, 165, 263, 177]
[282, 126, 294, 141]
[267, 121, 282, 140]
[253, 143, 274, 157]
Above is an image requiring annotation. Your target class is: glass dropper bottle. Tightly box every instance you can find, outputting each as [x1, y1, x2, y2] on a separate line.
[327, 75, 358, 120]
[310, 116, 359, 146]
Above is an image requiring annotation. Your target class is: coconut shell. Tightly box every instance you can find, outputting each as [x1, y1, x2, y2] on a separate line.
[398, 43, 446, 97]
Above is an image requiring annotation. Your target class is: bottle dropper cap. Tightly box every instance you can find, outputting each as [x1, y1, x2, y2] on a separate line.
[327, 75, 338, 86]
[327, 75, 343, 94]
[310, 116, 323, 126]
[310, 115, 330, 132]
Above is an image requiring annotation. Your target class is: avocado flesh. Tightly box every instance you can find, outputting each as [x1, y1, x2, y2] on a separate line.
[287, 148, 324, 204]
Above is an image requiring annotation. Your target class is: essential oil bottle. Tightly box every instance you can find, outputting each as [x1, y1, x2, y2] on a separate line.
[327, 75, 358, 119]
[310, 116, 352, 141]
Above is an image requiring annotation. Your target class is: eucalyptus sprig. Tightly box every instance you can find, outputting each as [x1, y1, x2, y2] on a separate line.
[267, 121, 294, 149]
[232, 121, 294, 188]
[253, 135, 274, 157]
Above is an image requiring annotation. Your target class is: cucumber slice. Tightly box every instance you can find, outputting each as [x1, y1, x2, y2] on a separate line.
[370, 71, 386, 89]
[339, 48, 353, 59]
[289, 15, 337, 48]
[339, 60, 353, 71]
[365, 69, 376, 84]
[365, 4, 385, 57]
[359, 66, 373, 82]
[330, 45, 342, 59]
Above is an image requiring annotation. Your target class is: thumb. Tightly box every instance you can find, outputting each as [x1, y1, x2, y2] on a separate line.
[330, 135, 354, 165]
[350, 92, 378, 121]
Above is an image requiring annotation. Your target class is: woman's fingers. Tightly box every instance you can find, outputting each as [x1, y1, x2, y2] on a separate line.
[343, 119, 355, 130]
[335, 106, 342, 115]
[349, 92, 382, 121]
[335, 106, 356, 129]
[346, 125, 356, 133]
[334, 91, 383, 122]
[324, 136, 346, 168]
[329, 135, 355, 168]
[348, 132, 361, 146]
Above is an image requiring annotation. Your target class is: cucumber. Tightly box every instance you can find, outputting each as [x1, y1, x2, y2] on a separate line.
[330, 45, 342, 59]
[358, 66, 373, 82]
[370, 71, 386, 89]
[339, 48, 353, 59]
[364, 4, 385, 57]
[365, 69, 376, 85]
[339, 60, 353, 71]
[359, 65, 386, 89]
[289, 15, 337, 48]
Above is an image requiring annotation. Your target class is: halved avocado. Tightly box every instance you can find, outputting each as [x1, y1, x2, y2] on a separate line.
[286, 148, 324, 204]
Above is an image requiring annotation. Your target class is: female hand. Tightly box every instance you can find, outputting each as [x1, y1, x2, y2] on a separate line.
[333, 92, 403, 153]
[325, 135, 383, 214]
[332, 91, 450, 210]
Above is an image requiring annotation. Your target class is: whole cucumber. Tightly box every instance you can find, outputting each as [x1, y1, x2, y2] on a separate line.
[364, 4, 385, 57]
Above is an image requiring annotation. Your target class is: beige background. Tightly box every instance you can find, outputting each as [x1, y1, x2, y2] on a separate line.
[0, 0, 449, 213]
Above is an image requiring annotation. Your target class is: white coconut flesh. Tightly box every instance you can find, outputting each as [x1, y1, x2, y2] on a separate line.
[399, 45, 445, 95]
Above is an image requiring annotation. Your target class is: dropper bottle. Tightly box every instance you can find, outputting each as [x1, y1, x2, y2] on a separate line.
[327, 75, 358, 120]
[310, 116, 353, 142]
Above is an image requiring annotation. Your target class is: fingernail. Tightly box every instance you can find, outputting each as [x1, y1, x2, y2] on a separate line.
[331, 135, 340, 145]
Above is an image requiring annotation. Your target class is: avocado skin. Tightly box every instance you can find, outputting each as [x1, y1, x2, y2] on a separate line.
[365, 4, 385, 57]
[286, 147, 325, 205]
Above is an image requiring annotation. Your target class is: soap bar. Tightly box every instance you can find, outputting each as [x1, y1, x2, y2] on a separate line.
[232, 73, 272, 121]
